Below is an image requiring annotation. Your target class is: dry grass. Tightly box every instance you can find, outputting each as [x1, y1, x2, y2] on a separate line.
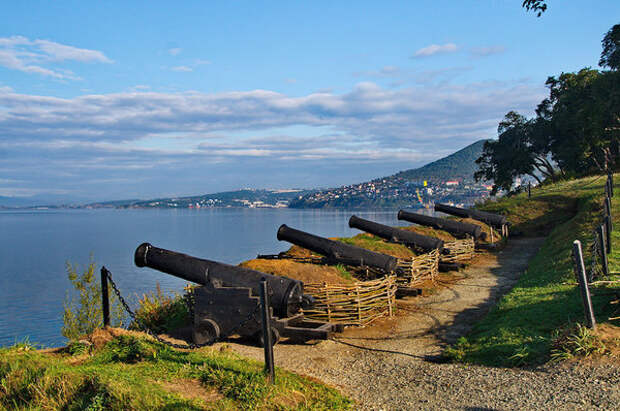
[240, 259, 353, 285]
[400, 225, 457, 242]
[336, 233, 416, 259]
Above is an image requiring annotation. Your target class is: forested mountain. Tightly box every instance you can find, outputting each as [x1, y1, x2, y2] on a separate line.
[288, 140, 491, 209]
[394, 140, 489, 183]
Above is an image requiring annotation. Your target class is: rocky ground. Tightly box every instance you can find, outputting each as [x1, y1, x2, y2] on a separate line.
[222, 238, 620, 410]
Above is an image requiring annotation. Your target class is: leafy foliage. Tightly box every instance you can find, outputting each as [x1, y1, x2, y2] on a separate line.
[129, 283, 192, 334]
[62, 257, 126, 340]
[600, 24, 620, 70]
[476, 25, 620, 193]
[522, 0, 547, 17]
[551, 323, 608, 361]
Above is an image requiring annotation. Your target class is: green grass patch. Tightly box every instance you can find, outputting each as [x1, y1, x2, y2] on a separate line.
[444, 175, 620, 366]
[337, 233, 415, 259]
[0, 334, 351, 410]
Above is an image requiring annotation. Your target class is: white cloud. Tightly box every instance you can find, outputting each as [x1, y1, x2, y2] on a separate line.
[413, 43, 458, 58]
[0, 35, 111, 79]
[0, 81, 545, 150]
[171, 65, 193, 72]
[168, 47, 182, 56]
[470, 45, 506, 57]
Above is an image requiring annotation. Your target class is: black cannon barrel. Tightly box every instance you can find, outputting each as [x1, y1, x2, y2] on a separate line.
[397, 210, 483, 240]
[348, 215, 443, 252]
[135, 243, 305, 318]
[434, 203, 507, 228]
[277, 224, 398, 272]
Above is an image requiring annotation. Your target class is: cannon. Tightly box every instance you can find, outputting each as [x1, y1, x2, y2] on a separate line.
[434, 203, 507, 229]
[397, 210, 484, 241]
[277, 224, 398, 273]
[348, 215, 443, 252]
[134, 243, 341, 345]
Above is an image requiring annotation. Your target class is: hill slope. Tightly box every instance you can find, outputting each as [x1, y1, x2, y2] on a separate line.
[394, 139, 489, 183]
[289, 139, 490, 209]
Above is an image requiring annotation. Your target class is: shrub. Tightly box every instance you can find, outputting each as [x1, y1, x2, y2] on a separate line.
[62, 257, 126, 340]
[129, 283, 191, 334]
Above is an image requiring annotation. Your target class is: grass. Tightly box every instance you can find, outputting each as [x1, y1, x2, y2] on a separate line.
[336, 233, 416, 259]
[444, 175, 620, 366]
[0, 333, 351, 410]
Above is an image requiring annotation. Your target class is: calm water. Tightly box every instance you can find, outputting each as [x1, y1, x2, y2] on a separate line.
[0, 208, 420, 347]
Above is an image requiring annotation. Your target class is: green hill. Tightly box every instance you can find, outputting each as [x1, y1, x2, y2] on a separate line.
[393, 139, 489, 183]
[289, 139, 491, 209]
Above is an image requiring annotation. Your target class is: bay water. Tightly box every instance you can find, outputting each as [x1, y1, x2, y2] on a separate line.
[0, 208, 421, 347]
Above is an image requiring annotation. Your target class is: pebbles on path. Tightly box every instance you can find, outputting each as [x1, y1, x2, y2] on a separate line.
[223, 238, 620, 410]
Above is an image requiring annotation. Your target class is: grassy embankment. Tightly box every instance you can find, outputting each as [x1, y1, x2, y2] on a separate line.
[0, 330, 351, 410]
[445, 175, 620, 366]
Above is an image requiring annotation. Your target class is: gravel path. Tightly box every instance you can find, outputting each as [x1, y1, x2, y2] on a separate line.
[222, 238, 620, 410]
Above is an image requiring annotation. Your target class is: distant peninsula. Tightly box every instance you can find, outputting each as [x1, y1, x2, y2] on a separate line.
[288, 140, 493, 209]
[1, 140, 494, 210]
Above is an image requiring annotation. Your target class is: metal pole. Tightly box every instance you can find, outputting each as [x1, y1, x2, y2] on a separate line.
[598, 225, 609, 278]
[259, 278, 275, 383]
[572, 241, 596, 329]
[101, 267, 110, 328]
[608, 172, 614, 197]
[528, 182, 531, 198]
[605, 215, 612, 252]
[605, 197, 613, 231]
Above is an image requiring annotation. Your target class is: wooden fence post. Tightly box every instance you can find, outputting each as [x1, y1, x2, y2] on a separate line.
[572, 240, 596, 329]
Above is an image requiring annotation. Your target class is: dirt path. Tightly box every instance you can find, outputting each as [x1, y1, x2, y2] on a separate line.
[224, 238, 620, 410]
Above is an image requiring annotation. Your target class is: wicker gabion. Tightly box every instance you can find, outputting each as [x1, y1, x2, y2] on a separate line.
[396, 248, 440, 286]
[303, 276, 397, 326]
[441, 237, 476, 263]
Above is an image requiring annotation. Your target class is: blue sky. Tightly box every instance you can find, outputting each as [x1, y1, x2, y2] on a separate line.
[1, 1, 619, 202]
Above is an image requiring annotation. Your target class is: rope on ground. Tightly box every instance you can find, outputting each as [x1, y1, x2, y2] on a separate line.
[330, 337, 426, 359]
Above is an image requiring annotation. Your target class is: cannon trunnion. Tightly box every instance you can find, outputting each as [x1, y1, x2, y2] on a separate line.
[135, 243, 341, 345]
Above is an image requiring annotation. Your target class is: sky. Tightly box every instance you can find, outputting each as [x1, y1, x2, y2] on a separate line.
[0, 1, 619, 203]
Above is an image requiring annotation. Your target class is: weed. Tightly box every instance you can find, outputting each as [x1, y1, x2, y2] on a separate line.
[130, 283, 191, 334]
[550, 323, 608, 361]
[62, 256, 126, 341]
[335, 264, 353, 281]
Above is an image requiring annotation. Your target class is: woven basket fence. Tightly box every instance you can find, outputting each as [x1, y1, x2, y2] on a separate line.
[396, 248, 439, 286]
[303, 276, 397, 326]
[441, 237, 475, 263]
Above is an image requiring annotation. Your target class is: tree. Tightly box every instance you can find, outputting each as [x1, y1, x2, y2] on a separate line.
[522, 0, 547, 17]
[600, 24, 620, 70]
[541, 68, 619, 174]
[475, 111, 550, 194]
